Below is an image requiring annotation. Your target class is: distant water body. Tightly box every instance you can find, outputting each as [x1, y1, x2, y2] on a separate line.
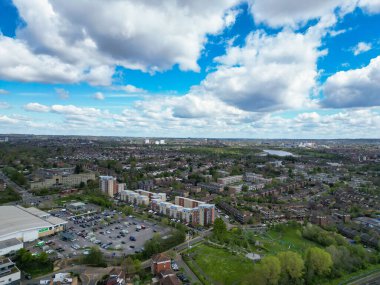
[263, 149, 295, 157]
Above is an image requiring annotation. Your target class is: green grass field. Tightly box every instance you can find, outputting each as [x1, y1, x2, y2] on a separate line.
[186, 226, 380, 285]
[252, 226, 318, 254]
[187, 244, 255, 285]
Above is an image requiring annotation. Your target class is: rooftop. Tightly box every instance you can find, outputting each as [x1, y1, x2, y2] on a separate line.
[0, 206, 65, 239]
[20, 206, 50, 218]
[0, 238, 22, 250]
[152, 253, 170, 263]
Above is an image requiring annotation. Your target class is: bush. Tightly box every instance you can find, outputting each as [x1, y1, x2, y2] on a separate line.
[81, 247, 107, 267]
[14, 249, 53, 277]
[302, 224, 347, 247]
[0, 186, 21, 204]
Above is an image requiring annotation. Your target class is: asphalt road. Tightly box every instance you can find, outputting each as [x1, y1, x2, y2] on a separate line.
[176, 254, 200, 284]
[0, 171, 33, 201]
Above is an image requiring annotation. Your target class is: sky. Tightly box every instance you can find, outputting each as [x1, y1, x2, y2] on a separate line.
[0, 0, 380, 138]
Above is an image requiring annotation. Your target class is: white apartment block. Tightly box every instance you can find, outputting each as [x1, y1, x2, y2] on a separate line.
[217, 175, 243, 185]
[120, 190, 156, 206]
[136, 190, 166, 201]
[119, 190, 214, 226]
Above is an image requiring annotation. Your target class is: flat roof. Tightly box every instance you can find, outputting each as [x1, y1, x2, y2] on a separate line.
[69, 202, 86, 207]
[0, 206, 64, 238]
[45, 216, 67, 226]
[0, 238, 22, 250]
[20, 206, 50, 218]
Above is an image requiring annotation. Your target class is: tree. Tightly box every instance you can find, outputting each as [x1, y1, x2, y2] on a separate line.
[123, 257, 141, 275]
[278, 251, 304, 283]
[166, 250, 177, 260]
[14, 248, 53, 276]
[143, 234, 163, 257]
[261, 256, 282, 285]
[213, 218, 227, 240]
[74, 164, 83, 174]
[354, 235, 361, 244]
[82, 247, 106, 267]
[305, 247, 333, 283]
[242, 185, 249, 192]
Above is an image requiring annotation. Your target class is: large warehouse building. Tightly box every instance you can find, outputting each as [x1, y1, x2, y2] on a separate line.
[0, 206, 67, 255]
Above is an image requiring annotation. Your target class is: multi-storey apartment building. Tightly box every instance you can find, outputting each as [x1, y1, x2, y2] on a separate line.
[175, 196, 204, 208]
[99, 176, 122, 197]
[120, 190, 215, 226]
[0, 258, 21, 285]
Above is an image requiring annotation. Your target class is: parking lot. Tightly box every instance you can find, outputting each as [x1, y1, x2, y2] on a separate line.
[25, 207, 171, 259]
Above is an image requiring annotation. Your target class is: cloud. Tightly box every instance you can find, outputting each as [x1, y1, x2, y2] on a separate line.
[248, 0, 380, 29]
[24, 102, 51, 112]
[50, 104, 105, 117]
[93, 92, 105, 100]
[9, 99, 380, 138]
[322, 55, 380, 108]
[329, 29, 348, 37]
[0, 35, 79, 84]
[352, 42, 372, 56]
[358, 0, 380, 14]
[248, 0, 355, 28]
[0, 89, 9, 94]
[0, 115, 19, 124]
[0, 0, 240, 85]
[55, 88, 69, 99]
[0, 102, 11, 109]
[190, 27, 324, 112]
[119, 85, 147, 93]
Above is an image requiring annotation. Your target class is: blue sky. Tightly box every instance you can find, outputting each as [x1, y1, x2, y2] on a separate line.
[0, 0, 380, 138]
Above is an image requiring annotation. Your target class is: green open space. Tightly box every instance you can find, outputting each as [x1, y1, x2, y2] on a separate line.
[186, 243, 255, 285]
[55, 191, 112, 208]
[253, 225, 319, 254]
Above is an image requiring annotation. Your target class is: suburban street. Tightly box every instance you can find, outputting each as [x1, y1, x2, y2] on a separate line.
[0, 170, 33, 201]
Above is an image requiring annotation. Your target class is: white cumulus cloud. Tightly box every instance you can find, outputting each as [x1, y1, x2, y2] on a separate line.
[93, 92, 105, 100]
[352, 42, 372, 56]
[322, 55, 380, 108]
[24, 102, 51, 112]
[0, 0, 240, 85]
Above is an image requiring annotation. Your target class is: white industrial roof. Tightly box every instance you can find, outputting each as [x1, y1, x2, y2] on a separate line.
[20, 206, 50, 218]
[0, 206, 66, 238]
[69, 202, 86, 207]
[45, 216, 67, 226]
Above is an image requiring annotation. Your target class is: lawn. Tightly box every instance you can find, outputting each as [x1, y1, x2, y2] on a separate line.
[253, 225, 318, 254]
[186, 244, 255, 285]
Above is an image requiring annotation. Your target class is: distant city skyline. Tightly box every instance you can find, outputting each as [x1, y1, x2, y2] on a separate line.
[0, 0, 380, 138]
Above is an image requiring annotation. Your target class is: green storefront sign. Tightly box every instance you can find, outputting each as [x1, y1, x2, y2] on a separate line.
[38, 228, 49, 233]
